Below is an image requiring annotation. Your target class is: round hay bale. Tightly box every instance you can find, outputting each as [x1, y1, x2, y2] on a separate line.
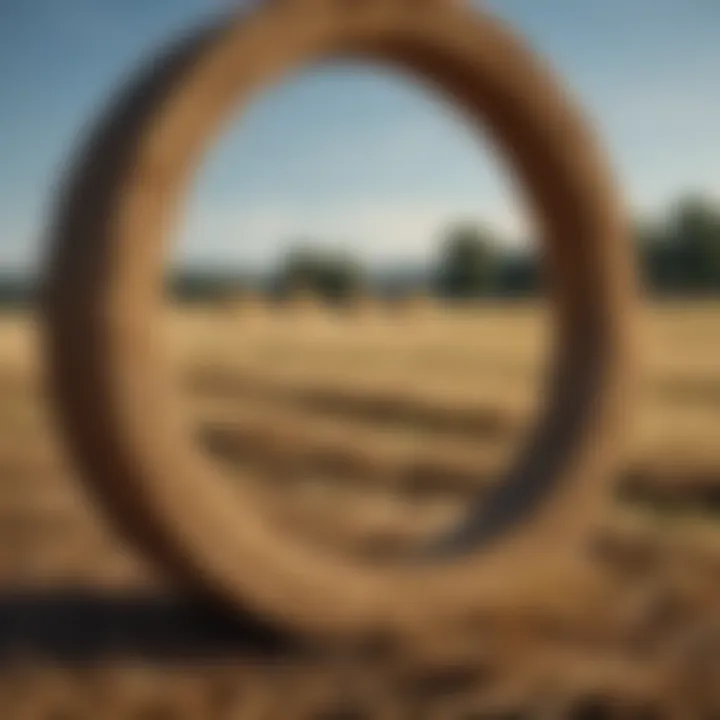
[42, 0, 637, 643]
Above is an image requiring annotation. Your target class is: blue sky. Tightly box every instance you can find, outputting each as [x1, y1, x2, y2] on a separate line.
[0, 0, 717, 271]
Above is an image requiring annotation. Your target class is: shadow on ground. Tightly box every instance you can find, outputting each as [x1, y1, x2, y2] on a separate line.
[0, 589, 294, 665]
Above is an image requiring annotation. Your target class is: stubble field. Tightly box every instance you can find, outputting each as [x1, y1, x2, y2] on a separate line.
[0, 300, 719, 717]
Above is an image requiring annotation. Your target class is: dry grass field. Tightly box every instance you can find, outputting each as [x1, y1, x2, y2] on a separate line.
[0, 300, 719, 717]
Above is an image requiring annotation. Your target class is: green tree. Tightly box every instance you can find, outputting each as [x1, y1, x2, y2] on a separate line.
[434, 223, 500, 299]
[633, 197, 720, 295]
[274, 243, 366, 303]
[634, 219, 674, 293]
[668, 195, 720, 293]
[495, 250, 541, 297]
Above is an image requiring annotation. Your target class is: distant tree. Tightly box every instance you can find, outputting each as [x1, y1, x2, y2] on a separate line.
[635, 219, 675, 293]
[0, 273, 35, 308]
[667, 195, 720, 293]
[495, 249, 541, 296]
[274, 243, 366, 303]
[434, 223, 500, 299]
[636, 196, 720, 295]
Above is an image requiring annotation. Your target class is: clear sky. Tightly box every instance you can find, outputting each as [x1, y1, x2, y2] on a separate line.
[0, 0, 717, 272]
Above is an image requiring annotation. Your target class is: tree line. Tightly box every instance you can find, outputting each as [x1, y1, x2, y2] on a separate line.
[636, 195, 720, 295]
[268, 193, 720, 303]
[0, 193, 716, 308]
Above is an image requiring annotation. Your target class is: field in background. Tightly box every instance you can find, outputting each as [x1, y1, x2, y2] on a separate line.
[0, 300, 719, 716]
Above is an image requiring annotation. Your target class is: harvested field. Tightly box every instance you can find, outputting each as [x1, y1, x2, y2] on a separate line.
[0, 301, 719, 717]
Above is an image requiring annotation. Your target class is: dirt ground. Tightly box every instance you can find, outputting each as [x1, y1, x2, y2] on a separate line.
[0, 300, 719, 718]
